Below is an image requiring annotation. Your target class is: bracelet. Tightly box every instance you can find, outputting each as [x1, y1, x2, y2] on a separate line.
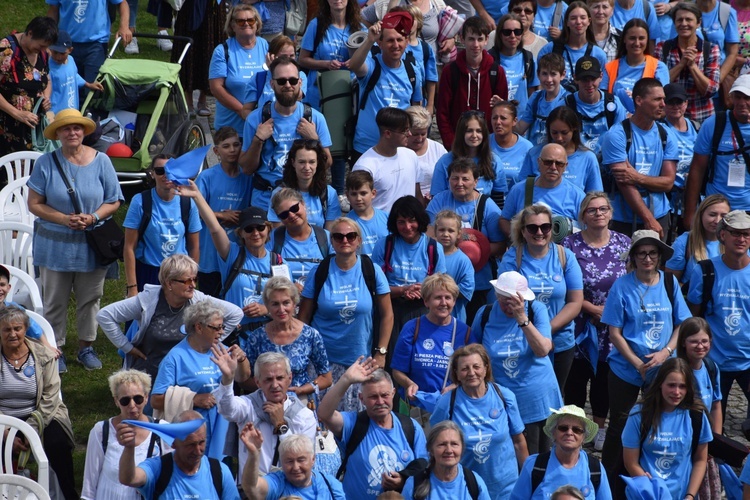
[126, 284, 137, 289]
[665, 346, 674, 355]
[92, 212, 100, 223]
[254, 134, 265, 143]
[237, 355, 247, 363]
[685, 494, 695, 499]
[311, 381, 319, 396]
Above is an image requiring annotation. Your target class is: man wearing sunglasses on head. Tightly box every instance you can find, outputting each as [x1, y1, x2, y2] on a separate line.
[240, 56, 333, 212]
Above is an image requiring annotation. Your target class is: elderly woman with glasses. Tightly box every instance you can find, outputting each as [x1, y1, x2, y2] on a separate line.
[123, 155, 201, 297]
[510, 405, 611, 499]
[599, 230, 691, 494]
[298, 217, 393, 410]
[97, 255, 243, 392]
[82, 369, 168, 500]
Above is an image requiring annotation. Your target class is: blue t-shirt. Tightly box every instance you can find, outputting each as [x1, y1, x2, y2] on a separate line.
[665, 232, 720, 284]
[519, 145, 603, 192]
[406, 40, 438, 108]
[569, 91, 628, 155]
[511, 449, 612, 499]
[602, 271, 692, 386]
[622, 404, 712, 499]
[664, 118, 699, 190]
[490, 134, 534, 188]
[353, 54, 423, 153]
[391, 316, 471, 394]
[372, 234, 447, 287]
[152, 339, 228, 459]
[444, 250, 475, 322]
[426, 190, 503, 290]
[501, 51, 540, 115]
[300, 18, 361, 108]
[47, 0, 122, 44]
[501, 178, 585, 223]
[693, 360, 722, 410]
[265, 470, 345, 499]
[430, 384, 525, 499]
[473, 301, 563, 423]
[687, 256, 750, 371]
[123, 190, 201, 267]
[267, 186, 340, 227]
[611, 1, 661, 43]
[339, 411, 428, 499]
[429, 153, 509, 197]
[268, 227, 333, 285]
[401, 458, 492, 500]
[534, 1, 568, 41]
[499, 245, 583, 352]
[600, 121, 679, 223]
[241, 104, 333, 210]
[195, 164, 254, 274]
[137, 454, 238, 500]
[694, 112, 750, 211]
[49, 56, 86, 114]
[301, 257, 390, 366]
[600, 58, 671, 113]
[536, 43, 608, 92]
[520, 89, 570, 146]
[244, 69, 308, 112]
[346, 209, 389, 257]
[209, 37, 269, 135]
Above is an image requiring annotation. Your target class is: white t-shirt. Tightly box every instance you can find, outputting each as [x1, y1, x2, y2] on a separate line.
[352, 147, 419, 211]
[416, 139, 447, 196]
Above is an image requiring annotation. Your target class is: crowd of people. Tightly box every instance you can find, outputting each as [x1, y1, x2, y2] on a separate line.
[8, 0, 750, 497]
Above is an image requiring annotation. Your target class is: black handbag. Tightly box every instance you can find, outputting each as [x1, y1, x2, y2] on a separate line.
[708, 432, 749, 468]
[51, 151, 124, 266]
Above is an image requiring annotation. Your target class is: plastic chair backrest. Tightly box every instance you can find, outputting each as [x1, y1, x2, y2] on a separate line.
[0, 222, 34, 276]
[0, 152, 41, 184]
[0, 416, 49, 493]
[5, 265, 43, 315]
[0, 473, 51, 500]
[0, 177, 34, 226]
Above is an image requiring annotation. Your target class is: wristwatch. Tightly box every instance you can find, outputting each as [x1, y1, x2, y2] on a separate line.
[373, 346, 388, 355]
[274, 423, 289, 435]
[518, 319, 530, 328]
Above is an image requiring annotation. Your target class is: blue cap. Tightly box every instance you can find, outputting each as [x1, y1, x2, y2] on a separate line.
[50, 31, 73, 53]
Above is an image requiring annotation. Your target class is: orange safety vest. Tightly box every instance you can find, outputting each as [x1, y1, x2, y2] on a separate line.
[605, 56, 659, 94]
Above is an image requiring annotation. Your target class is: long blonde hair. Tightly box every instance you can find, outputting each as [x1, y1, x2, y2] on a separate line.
[689, 194, 729, 262]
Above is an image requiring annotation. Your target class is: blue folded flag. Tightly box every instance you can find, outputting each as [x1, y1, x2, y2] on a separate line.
[123, 418, 205, 445]
[165, 145, 211, 185]
[621, 475, 671, 500]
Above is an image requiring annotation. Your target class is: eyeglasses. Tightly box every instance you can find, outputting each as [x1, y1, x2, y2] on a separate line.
[172, 276, 198, 285]
[584, 206, 611, 216]
[274, 77, 300, 86]
[118, 395, 145, 406]
[540, 158, 567, 168]
[512, 7, 534, 14]
[234, 17, 257, 26]
[501, 28, 523, 36]
[634, 250, 659, 260]
[203, 323, 225, 332]
[557, 424, 585, 435]
[153, 167, 166, 176]
[244, 224, 266, 233]
[332, 231, 359, 242]
[525, 223, 552, 235]
[292, 139, 320, 148]
[686, 338, 710, 346]
[388, 128, 412, 137]
[727, 229, 750, 239]
[278, 202, 301, 220]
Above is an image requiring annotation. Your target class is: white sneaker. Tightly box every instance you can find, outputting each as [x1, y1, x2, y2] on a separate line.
[124, 38, 139, 54]
[338, 194, 350, 213]
[156, 30, 173, 51]
[594, 427, 606, 451]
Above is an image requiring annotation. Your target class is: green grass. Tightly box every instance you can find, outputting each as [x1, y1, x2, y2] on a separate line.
[3, 3, 173, 492]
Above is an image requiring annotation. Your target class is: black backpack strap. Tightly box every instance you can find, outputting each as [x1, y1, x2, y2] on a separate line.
[664, 271, 675, 312]
[707, 110, 728, 185]
[528, 299, 535, 326]
[180, 196, 191, 232]
[585, 43, 593, 57]
[223, 40, 229, 65]
[383, 233, 395, 273]
[311, 254, 335, 318]
[272, 226, 286, 254]
[360, 254, 380, 351]
[655, 122, 668, 151]
[101, 418, 110, 455]
[219, 246, 247, 299]
[420, 39, 430, 73]
[480, 305, 492, 341]
[426, 237, 438, 276]
[489, 59, 499, 94]
[448, 387, 458, 421]
[319, 472, 336, 498]
[698, 258, 716, 318]
[146, 415, 161, 458]
[524, 175, 535, 207]
[704, 357, 719, 390]
[531, 91, 545, 119]
[565, 93, 577, 113]
[530, 451, 552, 494]
[404, 59, 418, 103]
[522, 49, 534, 82]
[462, 465, 480, 500]
[661, 39, 675, 64]
[154, 453, 174, 499]
[604, 92, 616, 128]
[336, 410, 370, 480]
[360, 57, 383, 111]
[137, 189, 153, 243]
[552, 41, 565, 56]
[473, 194, 489, 231]
[312, 224, 329, 258]
[208, 457, 224, 498]
[262, 100, 272, 123]
[585, 450, 602, 493]
[689, 409, 702, 457]
[393, 411, 416, 451]
[303, 102, 313, 122]
[622, 119, 633, 154]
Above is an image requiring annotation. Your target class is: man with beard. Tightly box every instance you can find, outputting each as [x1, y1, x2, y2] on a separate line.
[240, 56, 333, 211]
[598, 78, 677, 239]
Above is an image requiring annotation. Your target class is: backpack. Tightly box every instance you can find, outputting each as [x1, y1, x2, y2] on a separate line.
[661, 37, 712, 72]
[477, 300, 536, 342]
[359, 55, 419, 112]
[448, 58, 502, 98]
[219, 247, 283, 299]
[693, 258, 716, 319]
[412, 465, 479, 500]
[101, 416, 161, 458]
[603, 119, 668, 193]
[138, 189, 191, 244]
[706, 111, 750, 192]
[552, 42, 593, 93]
[271, 225, 329, 264]
[381, 234, 439, 275]
[638, 408, 703, 457]
[261, 100, 313, 146]
[605, 56, 658, 94]
[336, 410, 417, 480]
[154, 454, 223, 499]
[531, 450, 602, 495]
[488, 48, 535, 83]
[564, 91, 617, 129]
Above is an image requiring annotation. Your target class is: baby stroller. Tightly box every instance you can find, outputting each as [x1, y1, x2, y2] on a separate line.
[81, 34, 206, 186]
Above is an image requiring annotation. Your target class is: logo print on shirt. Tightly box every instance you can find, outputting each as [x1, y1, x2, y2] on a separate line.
[532, 282, 553, 305]
[469, 429, 492, 464]
[161, 235, 179, 258]
[723, 300, 742, 336]
[367, 445, 403, 487]
[74, 0, 89, 23]
[335, 295, 358, 324]
[653, 445, 677, 479]
[384, 93, 401, 108]
[643, 314, 664, 349]
[499, 344, 521, 378]
[422, 339, 435, 350]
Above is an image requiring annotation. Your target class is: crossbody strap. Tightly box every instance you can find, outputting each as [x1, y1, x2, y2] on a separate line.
[50, 151, 82, 214]
[728, 112, 750, 175]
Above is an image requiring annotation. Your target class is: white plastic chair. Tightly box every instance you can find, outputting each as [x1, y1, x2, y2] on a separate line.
[0, 416, 49, 494]
[5, 266, 42, 315]
[0, 152, 41, 184]
[0, 473, 50, 500]
[0, 222, 34, 277]
[24, 311, 55, 354]
[0, 178, 34, 225]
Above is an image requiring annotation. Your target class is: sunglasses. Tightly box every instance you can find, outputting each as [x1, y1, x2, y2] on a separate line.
[557, 424, 585, 435]
[173, 277, 198, 285]
[203, 323, 225, 332]
[119, 395, 145, 406]
[512, 7, 534, 14]
[234, 17, 257, 26]
[244, 224, 266, 233]
[292, 138, 320, 148]
[274, 77, 300, 86]
[153, 167, 166, 176]
[332, 231, 358, 242]
[502, 28, 523, 36]
[278, 202, 301, 220]
[525, 223, 552, 235]
[540, 158, 567, 168]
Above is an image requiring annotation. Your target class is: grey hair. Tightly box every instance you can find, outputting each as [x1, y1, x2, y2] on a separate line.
[271, 187, 304, 213]
[158, 254, 199, 286]
[278, 433, 315, 459]
[183, 301, 224, 336]
[415, 421, 466, 500]
[254, 351, 292, 378]
[108, 369, 152, 397]
[0, 306, 29, 331]
[551, 485, 586, 500]
[362, 368, 394, 388]
[261, 276, 300, 307]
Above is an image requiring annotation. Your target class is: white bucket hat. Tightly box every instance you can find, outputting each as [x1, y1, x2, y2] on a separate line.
[490, 271, 535, 301]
